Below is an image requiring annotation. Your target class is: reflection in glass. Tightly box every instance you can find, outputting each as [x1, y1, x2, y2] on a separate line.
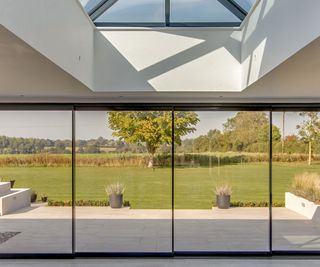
[170, 0, 241, 23]
[75, 111, 172, 252]
[94, 0, 165, 23]
[174, 111, 270, 252]
[272, 112, 320, 251]
[79, 0, 105, 13]
[0, 111, 72, 253]
[234, 0, 257, 12]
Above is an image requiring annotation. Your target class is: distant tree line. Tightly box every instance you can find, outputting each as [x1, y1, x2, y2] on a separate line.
[178, 112, 277, 153]
[1, 112, 320, 164]
[0, 136, 145, 154]
[0, 136, 71, 154]
[77, 137, 146, 154]
[178, 112, 320, 159]
[0, 134, 153, 154]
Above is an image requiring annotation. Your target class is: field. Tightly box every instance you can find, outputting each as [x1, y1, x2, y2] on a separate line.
[1, 159, 320, 209]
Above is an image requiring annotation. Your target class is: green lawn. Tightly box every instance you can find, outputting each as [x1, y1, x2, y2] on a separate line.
[1, 163, 319, 209]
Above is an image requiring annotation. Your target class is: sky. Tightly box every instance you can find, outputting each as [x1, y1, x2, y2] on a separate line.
[0, 111, 303, 141]
[79, 0, 256, 23]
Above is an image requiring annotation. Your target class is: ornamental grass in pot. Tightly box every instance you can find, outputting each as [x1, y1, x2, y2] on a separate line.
[215, 184, 232, 209]
[105, 182, 125, 209]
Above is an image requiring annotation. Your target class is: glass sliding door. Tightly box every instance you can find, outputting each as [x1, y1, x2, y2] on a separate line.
[75, 110, 172, 253]
[0, 110, 72, 254]
[2, 106, 320, 256]
[272, 111, 320, 251]
[174, 111, 270, 252]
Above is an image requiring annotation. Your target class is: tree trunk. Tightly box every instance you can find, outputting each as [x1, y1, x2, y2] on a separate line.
[148, 154, 154, 168]
[308, 141, 312, 166]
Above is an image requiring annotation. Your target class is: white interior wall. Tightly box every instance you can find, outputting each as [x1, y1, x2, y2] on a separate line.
[240, 36, 320, 99]
[0, 25, 93, 98]
[0, 0, 95, 89]
[241, 0, 320, 89]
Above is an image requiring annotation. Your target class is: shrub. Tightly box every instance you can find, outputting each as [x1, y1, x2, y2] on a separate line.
[76, 200, 108, 206]
[272, 202, 285, 207]
[212, 201, 284, 207]
[48, 200, 72, 206]
[47, 199, 131, 207]
[291, 172, 320, 204]
[123, 200, 130, 207]
[230, 201, 268, 207]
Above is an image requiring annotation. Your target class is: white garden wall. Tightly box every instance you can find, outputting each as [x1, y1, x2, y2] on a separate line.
[285, 192, 320, 222]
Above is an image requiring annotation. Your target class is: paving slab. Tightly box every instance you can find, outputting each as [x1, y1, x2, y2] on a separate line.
[0, 206, 319, 253]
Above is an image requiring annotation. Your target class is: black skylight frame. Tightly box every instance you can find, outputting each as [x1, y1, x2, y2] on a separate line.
[87, 0, 249, 27]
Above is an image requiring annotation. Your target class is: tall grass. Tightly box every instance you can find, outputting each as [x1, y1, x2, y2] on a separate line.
[291, 172, 320, 204]
[77, 154, 148, 167]
[0, 152, 319, 167]
[0, 154, 70, 167]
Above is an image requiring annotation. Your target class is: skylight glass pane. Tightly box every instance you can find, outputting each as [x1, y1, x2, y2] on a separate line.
[80, 0, 105, 13]
[170, 0, 242, 23]
[94, 0, 165, 23]
[233, 0, 257, 13]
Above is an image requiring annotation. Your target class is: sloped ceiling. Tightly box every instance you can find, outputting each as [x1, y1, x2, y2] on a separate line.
[0, 25, 320, 103]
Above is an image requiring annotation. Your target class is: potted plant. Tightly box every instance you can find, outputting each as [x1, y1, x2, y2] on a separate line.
[215, 184, 232, 209]
[41, 194, 48, 203]
[0, 177, 15, 188]
[30, 190, 37, 203]
[105, 182, 125, 209]
[10, 179, 15, 188]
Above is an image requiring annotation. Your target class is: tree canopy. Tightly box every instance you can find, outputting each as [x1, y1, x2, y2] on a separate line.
[187, 112, 281, 153]
[297, 112, 320, 165]
[108, 111, 199, 167]
[223, 112, 269, 151]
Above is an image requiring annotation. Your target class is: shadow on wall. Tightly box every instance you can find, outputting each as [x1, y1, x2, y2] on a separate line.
[241, 0, 320, 89]
[239, 36, 320, 98]
[94, 28, 242, 92]
[242, 0, 274, 88]
[92, 0, 320, 94]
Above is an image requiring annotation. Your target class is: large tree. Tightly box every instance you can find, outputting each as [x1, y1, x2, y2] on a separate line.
[258, 124, 281, 143]
[108, 111, 199, 167]
[297, 112, 320, 165]
[193, 129, 223, 152]
[223, 112, 270, 151]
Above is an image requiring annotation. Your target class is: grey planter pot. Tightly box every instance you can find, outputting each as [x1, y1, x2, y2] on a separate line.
[216, 195, 231, 209]
[31, 192, 37, 203]
[109, 194, 123, 209]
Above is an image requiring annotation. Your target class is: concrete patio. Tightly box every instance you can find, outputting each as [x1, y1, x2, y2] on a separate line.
[0, 206, 319, 253]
